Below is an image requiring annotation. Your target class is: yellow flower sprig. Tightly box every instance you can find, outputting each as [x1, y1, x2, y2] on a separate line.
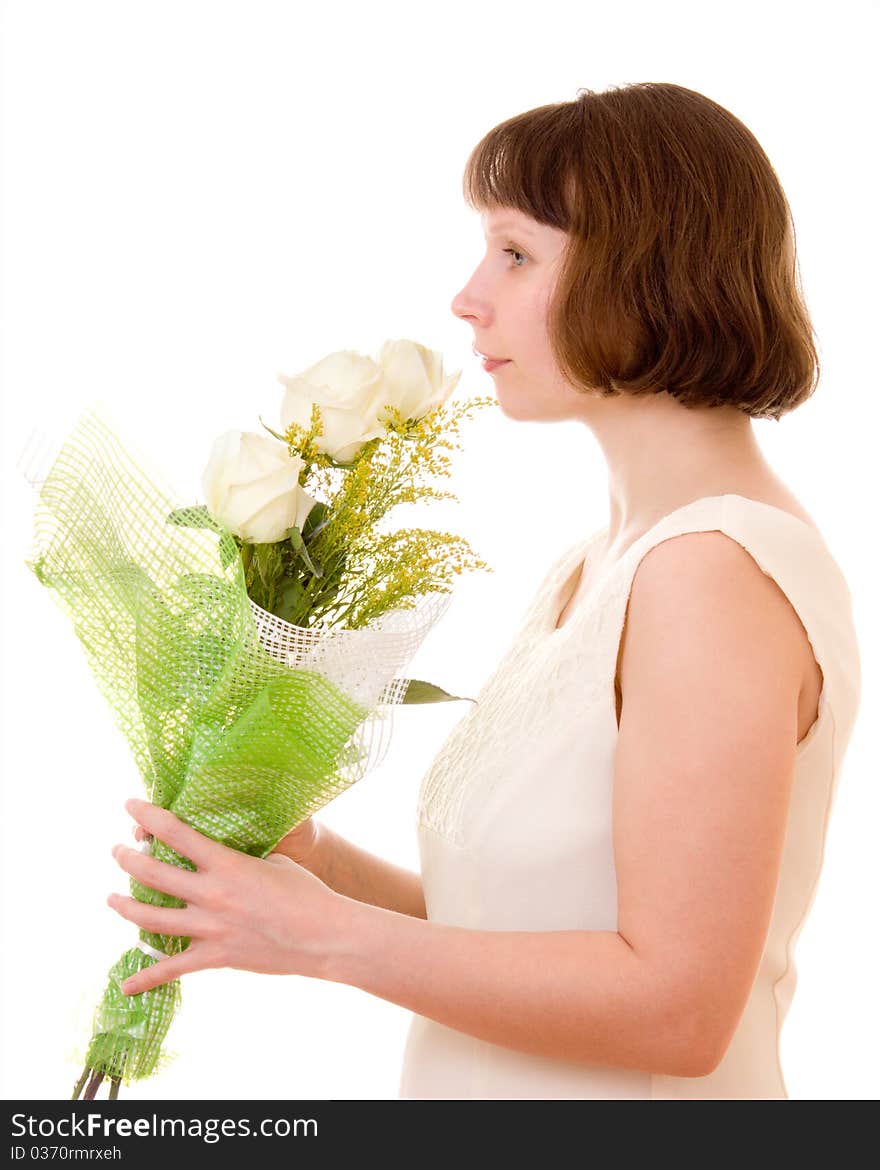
[266, 394, 497, 630]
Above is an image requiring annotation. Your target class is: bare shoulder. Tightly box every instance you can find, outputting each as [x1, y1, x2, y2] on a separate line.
[614, 529, 813, 730]
[630, 526, 795, 604]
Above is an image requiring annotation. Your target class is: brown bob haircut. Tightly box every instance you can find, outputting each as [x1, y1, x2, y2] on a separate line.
[461, 83, 819, 420]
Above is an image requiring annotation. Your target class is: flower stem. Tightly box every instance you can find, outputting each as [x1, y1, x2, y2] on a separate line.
[71, 1065, 90, 1100]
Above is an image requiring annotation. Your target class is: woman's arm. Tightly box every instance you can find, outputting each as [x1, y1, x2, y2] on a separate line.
[139, 818, 428, 920]
[116, 808, 699, 1074]
[111, 532, 805, 1078]
[297, 822, 426, 920]
[336, 903, 706, 1076]
[325, 533, 807, 1079]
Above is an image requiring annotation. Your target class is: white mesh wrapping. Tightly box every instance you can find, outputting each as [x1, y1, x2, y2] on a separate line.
[248, 589, 452, 778]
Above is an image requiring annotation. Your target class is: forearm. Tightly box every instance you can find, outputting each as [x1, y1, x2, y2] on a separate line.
[328, 901, 711, 1078]
[304, 824, 426, 919]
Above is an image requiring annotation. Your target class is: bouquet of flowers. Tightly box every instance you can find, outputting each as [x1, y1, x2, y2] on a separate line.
[23, 338, 495, 1099]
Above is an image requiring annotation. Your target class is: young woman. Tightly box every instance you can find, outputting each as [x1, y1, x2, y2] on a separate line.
[109, 82, 862, 1099]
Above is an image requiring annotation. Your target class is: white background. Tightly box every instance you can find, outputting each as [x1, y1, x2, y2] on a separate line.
[1, 0, 877, 1100]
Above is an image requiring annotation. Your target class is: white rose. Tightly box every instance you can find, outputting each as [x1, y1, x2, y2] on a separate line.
[277, 350, 388, 464]
[201, 430, 318, 545]
[373, 339, 461, 422]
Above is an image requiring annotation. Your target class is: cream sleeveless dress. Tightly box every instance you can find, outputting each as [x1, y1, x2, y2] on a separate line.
[398, 494, 862, 1100]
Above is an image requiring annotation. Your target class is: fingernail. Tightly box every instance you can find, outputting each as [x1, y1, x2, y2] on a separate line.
[125, 798, 145, 813]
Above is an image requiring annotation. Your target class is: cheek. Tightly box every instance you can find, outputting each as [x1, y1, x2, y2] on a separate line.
[532, 323, 560, 376]
[531, 292, 556, 356]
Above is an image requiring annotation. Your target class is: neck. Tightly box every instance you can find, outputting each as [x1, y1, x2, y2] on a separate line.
[582, 391, 770, 550]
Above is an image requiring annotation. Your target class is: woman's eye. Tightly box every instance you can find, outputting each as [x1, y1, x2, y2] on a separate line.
[502, 247, 527, 268]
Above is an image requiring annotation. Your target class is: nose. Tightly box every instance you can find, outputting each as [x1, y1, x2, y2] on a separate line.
[450, 292, 468, 321]
[450, 273, 485, 325]
[450, 282, 468, 321]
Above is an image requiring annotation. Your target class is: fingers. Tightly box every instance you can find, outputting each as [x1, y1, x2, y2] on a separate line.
[106, 891, 199, 937]
[111, 843, 201, 903]
[124, 798, 220, 870]
[118, 945, 209, 997]
[132, 825, 152, 844]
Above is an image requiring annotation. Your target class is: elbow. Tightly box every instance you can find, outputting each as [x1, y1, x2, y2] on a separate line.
[672, 1036, 724, 1080]
[661, 997, 732, 1079]
[663, 1037, 721, 1081]
[662, 1036, 716, 1080]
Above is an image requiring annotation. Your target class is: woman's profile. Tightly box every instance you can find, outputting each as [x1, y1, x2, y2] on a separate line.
[117, 81, 862, 1100]
[400, 80, 861, 1098]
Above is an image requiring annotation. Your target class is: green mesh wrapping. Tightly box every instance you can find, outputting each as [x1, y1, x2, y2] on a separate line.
[24, 406, 440, 1091]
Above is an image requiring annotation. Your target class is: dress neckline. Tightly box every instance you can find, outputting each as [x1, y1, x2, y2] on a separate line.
[546, 492, 825, 636]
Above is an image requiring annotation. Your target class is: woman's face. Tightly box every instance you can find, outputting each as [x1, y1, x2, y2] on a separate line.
[451, 206, 582, 420]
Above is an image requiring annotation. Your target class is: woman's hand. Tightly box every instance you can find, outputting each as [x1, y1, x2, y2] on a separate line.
[109, 798, 355, 997]
[136, 815, 325, 874]
[271, 816, 323, 870]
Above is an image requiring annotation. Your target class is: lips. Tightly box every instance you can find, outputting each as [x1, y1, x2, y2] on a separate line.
[473, 346, 508, 362]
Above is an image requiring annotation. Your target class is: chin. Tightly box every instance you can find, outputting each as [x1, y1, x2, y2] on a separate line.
[495, 398, 533, 420]
[495, 395, 555, 422]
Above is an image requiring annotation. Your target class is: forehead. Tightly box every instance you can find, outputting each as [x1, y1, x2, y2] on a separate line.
[480, 210, 538, 236]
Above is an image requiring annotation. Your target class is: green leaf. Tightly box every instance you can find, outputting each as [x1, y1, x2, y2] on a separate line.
[287, 525, 322, 577]
[301, 500, 329, 541]
[254, 542, 283, 590]
[238, 542, 254, 585]
[258, 416, 288, 443]
[398, 678, 475, 705]
[275, 576, 306, 624]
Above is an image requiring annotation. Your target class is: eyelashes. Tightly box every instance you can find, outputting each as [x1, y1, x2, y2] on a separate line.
[502, 247, 527, 268]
